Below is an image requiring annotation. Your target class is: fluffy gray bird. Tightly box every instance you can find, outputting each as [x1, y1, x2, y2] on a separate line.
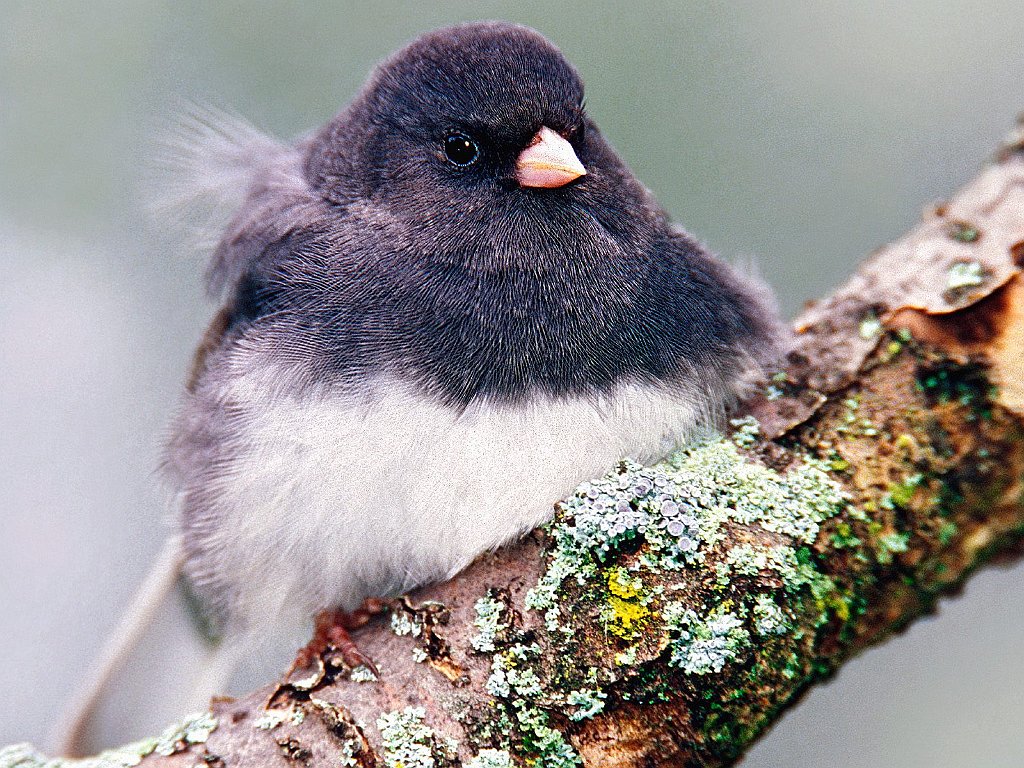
[61, 20, 782, 753]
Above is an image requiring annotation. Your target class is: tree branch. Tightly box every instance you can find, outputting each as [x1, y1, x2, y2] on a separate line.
[6, 122, 1024, 768]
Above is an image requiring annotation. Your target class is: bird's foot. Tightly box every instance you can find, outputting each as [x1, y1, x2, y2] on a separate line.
[290, 602, 387, 680]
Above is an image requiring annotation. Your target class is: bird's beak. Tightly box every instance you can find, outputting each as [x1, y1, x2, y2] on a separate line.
[515, 126, 586, 188]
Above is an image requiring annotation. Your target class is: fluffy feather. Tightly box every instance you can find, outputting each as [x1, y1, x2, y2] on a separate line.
[150, 104, 305, 295]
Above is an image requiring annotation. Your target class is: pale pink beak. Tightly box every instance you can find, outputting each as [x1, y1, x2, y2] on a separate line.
[515, 126, 587, 188]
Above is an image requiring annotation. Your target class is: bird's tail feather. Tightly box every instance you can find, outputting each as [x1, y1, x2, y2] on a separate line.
[52, 536, 230, 757]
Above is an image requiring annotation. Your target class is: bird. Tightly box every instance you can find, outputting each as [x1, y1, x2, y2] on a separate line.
[58, 20, 783, 755]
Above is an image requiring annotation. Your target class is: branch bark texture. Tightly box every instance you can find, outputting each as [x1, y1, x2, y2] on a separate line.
[6, 124, 1024, 768]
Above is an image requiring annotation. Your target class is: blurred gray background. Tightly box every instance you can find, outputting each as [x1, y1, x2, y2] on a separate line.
[2, 1, 1023, 765]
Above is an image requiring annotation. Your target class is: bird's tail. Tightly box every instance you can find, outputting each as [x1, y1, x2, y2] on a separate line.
[52, 536, 235, 758]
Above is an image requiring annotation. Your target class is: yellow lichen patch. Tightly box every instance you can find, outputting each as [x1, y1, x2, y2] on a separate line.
[606, 568, 650, 639]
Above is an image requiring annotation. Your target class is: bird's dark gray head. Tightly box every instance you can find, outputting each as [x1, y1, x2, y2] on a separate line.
[307, 22, 588, 198]
[303, 22, 658, 274]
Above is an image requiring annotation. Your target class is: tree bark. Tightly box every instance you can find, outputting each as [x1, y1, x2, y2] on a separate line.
[6, 123, 1024, 768]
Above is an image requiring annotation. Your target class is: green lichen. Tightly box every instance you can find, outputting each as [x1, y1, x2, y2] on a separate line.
[0, 714, 218, 768]
[830, 522, 862, 549]
[836, 396, 879, 437]
[858, 312, 883, 340]
[339, 741, 362, 767]
[474, 431, 861, 764]
[479, 641, 585, 766]
[151, 712, 218, 755]
[565, 688, 607, 721]
[915, 359, 996, 419]
[486, 644, 546, 700]
[518, 432, 852, 686]
[946, 260, 984, 289]
[254, 707, 304, 730]
[751, 594, 791, 636]
[938, 520, 958, 546]
[730, 415, 761, 448]
[376, 707, 451, 768]
[946, 221, 981, 243]
[876, 531, 910, 565]
[390, 612, 422, 638]
[885, 473, 924, 509]
[614, 645, 639, 666]
[471, 595, 509, 653]
[349, 665, 379, 683]
[465, 749, 515, 768]
[0, 744, 155, 768]
[663, 603, 750, 674]
[511, 708, 580, 768]
[527, 433, 847, 617]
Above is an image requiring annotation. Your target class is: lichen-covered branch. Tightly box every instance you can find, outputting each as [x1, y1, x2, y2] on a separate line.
[6, 123, 1024, 768]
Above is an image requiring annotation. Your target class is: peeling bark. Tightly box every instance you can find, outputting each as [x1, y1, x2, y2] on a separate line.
[6, 122, 1024, 768]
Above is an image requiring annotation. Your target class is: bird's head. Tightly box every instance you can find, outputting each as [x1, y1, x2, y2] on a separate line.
[305, 22, 657, 270]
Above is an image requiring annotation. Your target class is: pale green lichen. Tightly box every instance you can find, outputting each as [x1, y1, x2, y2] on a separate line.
[411, 647, 428, 663]
[938, 520, 958, 546]
[349, 665, 379, 683]
[877, 531, 911, 565]
[486, 644, 545, 699]
[751, 594, 790, 636]
[466, 749, 515, 768]
[253, 707, 304, 730]
[390, 612, 422, 638]
[946, 260, 984, 290]
[719, 543, 790, 580]
[614, 645, 639, 666]
[512, 708, 581, 768]
[471, 595, 509, 653]
[836, 396, 879, 437]
[947, 220, 980, 243]
[884, 473, 923, 509]
[480, 642, 584, 767]
[663, 603, 750, 674]
[478, 432, 855, 764]
[566, 688, 607, 721]
[0, 743, 152, 768]
[376, 707, 437, 768]
[0, 713, 218, 768]
[730, 415, 761, 448]
[339, 741, 361, 768]
[859, 312, 883, 340]
[716, 542, 837, 606]
[152, 711, 218, 755]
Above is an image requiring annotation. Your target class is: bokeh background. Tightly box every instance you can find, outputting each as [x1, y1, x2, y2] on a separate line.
[3, 1, 1024, 765]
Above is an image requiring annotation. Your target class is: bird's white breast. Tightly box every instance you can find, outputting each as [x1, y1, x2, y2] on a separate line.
[195, 364, 703, 646]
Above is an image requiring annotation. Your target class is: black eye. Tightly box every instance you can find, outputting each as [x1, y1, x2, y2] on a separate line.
[443, 133, 480, 166]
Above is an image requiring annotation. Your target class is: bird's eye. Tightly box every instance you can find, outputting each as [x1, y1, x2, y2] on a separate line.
[443, 133, 480, 166]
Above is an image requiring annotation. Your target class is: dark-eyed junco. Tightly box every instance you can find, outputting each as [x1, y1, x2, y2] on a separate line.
[62, 20, 782, 753]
